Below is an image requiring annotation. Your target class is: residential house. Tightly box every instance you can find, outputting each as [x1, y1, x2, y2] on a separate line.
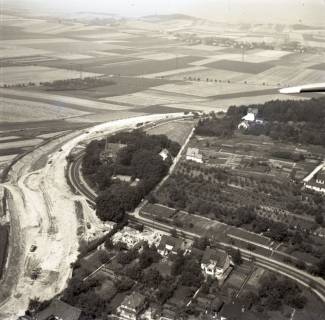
[159, 148, 170, 161]
[157, 235, 184, 256]
[36, 299, 82, 320]
[186, 147, 203, 163]
[117, 292, 146, 320]
[201, 248, 231, 280]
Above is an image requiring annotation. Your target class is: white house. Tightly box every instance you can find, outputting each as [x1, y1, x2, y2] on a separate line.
[159, 148, 170, 161]
[201, 248, 231, 280]
[186, 147, 203, 163]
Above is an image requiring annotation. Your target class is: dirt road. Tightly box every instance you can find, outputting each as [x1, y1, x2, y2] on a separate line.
[0, 112, 185, 319]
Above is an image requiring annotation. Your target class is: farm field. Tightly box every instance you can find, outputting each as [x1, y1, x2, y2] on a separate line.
[146, 120, 195, 145]
[0, 65, 101, 86]
[0, 97, 89, 122]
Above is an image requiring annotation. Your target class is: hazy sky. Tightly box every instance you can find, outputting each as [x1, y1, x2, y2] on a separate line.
[6, 0, 325, 25]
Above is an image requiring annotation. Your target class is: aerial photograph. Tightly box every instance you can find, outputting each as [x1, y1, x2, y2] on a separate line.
[0, 0, 325, 319]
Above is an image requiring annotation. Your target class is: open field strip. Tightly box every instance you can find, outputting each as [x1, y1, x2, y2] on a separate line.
[0, 66, 102, 86]
[151, 81, 269, 98]
[100, 89, 205, 107]
[0, 136, 21, 142]
[166, 68, 250, 82]
[0, 154, 17, 163]
[0, 88, 132, 112]
[0, 46, 51, 59]
[0, 97, 89, 122]
[197, 94, 308, 108]
[65, 111, 148, 123]
[0, 139, 43, 150]
[45, 53, 94, 60]
[141, 66, 207, 79]
[139, 52, 188, 61]
[245, 66, 325, 86]
[0, 38, 80, 46]
[37, 131, 69, 139]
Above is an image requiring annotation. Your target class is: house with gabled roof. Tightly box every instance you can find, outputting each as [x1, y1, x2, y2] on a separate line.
[201, 248, 231, 280]
[157, 235, 184, 257]
[117, 292, 147, 320]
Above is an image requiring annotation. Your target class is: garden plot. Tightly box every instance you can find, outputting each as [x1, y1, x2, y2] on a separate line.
[100, 89, 204, 107]
[0, 66, 101, 86]
[152, 82, 267, 98]
[0, 97, 89, 122]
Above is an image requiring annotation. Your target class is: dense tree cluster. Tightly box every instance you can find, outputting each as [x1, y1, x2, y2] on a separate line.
[195, 113, 237, 137]
[82, 130, 180, 222]
[255, 274, 307, 311]
[43, 77, 115, 91]
[227, 97, 325, 146]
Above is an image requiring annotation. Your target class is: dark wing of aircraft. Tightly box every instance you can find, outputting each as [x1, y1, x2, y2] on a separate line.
[279, 83, 325, 94]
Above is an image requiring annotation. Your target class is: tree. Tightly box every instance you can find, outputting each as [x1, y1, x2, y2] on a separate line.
[230, 248, 243, 265]
[138, 243, 160, 269]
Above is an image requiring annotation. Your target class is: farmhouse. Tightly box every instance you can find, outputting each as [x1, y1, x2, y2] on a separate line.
[117, 292, 147, 320]
[157, 235, 184, 256]
[186, 147, 203, 163]
[201, 248, 231, 280]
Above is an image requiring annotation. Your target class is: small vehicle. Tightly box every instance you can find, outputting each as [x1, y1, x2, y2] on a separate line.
[30, 245, 37, 252]
[48, 160, 52, 164]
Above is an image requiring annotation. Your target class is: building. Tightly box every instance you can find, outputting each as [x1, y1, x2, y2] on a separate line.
[186, 147, 203, 163]
[111, 226, 161, 249]
[99, 142, 126, 163]
[117, 292, 146, 320]
[159, 148, 170, 161]
[157, 235, 184, 256]
[238, 108, 263, 130]
[316, 171, 325, 185]
[201, 248, 231, 280]
[304, 165, 325, 194]
[36, 299, 82, 320]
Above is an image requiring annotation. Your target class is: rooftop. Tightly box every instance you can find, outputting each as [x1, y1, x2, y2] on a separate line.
[201, 248, 228, 268]
[120, 292, 146, 310]
[158, 235, 183, 252]
[36, 299, 81, 320]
